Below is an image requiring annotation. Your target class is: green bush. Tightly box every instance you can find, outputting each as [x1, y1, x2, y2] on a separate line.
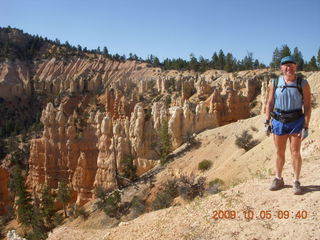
[103, 190, 121, 218]
[121, 154, 137, 181]
[235, 130, 260, 151]
[152, 179, 178, 210]
[208, 178, 224, 194]
[198, 160, 212, 171]
[130, 196, 145, 216]
[69, 205, 89, 219]
[152, 191, 174, 211]
[152, 176, 206, 210]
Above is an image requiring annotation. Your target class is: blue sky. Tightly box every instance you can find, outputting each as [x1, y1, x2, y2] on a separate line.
[1, 0, 320, 65]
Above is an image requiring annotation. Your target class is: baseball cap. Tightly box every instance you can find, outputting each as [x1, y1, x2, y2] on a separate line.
[280, 56, 296, 65]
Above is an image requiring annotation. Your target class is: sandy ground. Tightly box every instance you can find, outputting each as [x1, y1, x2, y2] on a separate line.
[47, 156, 320, 240]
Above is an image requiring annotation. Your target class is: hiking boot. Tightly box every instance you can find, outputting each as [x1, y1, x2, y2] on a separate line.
[269, 177, 284, 191]
[293, 180, 302, 195]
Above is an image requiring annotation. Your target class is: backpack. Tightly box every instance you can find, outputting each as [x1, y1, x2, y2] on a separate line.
[273, 76, 303, 97]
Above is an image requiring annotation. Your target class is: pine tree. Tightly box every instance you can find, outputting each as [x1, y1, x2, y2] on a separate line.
[28, 194, 48, 240]
[189, 53, 199, 71]
[41, 185, 56, 231]
[102, 46, 109, 56]
[159, 120, 171, 165]
[198, 56, 209, 73]
[293, 47, 304, 70]
[153, 56, 160, 67]
[279, 44, 291, 58]
[218, 49, 225, 70]
[11, 166, 34, 226]
[211, 52, 219, 69]
[306, 56, 318, 71]
[243, 52, 254, 70]
[270, 47, 281, 69]
[224, 53, 234, 72]
[57, 180, 71, 217]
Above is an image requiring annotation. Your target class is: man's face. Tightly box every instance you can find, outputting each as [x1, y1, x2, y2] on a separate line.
[280, 63, 297, 77]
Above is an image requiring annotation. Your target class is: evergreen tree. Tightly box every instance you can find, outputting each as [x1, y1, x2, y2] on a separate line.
[253, 59, 260, 69]
[57, 180, 71, 217]
[293, 47, 304, 70]
[28, 194, 48, 240]
[243, 52, 254, 70]
[189, 53, 199, 71]
[211, 52, 219, 69]
[153, 56, 161, 67]
[218, 49, 225, 70]
[198, 56, 209, 73]
[159, 120, 171, 165]
[102, 46, 109, 56]
[306, 56, 318, 71]
[224, 53, 234, 72]
[11, 166, 33, 226]
[279, 44, 291, 58]
[270, 47, 281, 68]
[41, 185, 56, 231]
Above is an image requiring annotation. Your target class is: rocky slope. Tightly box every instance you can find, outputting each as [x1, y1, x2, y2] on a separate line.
[46, 107, 320, 240]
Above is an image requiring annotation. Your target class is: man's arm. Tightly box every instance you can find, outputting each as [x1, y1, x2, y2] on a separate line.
[265, 82, 275, 121]
[302, 82, 312, 128]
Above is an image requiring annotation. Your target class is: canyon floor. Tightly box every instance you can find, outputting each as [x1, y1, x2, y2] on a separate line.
[46, 108, 320, 240]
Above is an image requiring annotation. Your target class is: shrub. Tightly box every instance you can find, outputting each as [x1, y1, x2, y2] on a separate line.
[177, 175, 206, 200]
[207, 178, 224, 194]
[152, 191, 174, 211]
[69, 205, 89, 220]
[53, 213, 64, 226]
[121, 154, 137, 181]
[235, 130, 260, 151]
[103, 191, 121, 218]
[130, 196, 145, 216]
[152, 179, 178, 210]
[198, 160, 212, 171]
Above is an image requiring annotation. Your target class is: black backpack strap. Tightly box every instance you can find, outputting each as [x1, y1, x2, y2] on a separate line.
[273, 77, 279, 94]
[296, 76, 303, 97]
[273, 77, 279, 90]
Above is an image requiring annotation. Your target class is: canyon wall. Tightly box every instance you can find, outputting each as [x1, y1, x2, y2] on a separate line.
[0, 57, 276, 207]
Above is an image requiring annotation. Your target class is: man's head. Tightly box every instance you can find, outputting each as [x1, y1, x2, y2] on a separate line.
[280, 56, 296, 65]
[280, 56, 297, 77]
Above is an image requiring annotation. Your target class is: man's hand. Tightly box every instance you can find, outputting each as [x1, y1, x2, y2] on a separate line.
[264, 120, 271, 137]
[300, 127, 309, 140]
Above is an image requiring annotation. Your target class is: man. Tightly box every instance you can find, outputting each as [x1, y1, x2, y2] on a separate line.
[265, 56, 311, 195]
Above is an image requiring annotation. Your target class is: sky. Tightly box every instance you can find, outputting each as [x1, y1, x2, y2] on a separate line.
[1, 0, 320, 65]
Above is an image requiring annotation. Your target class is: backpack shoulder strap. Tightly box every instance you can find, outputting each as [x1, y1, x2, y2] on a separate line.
[273, 77, 279, 89]
[273, 77, 279, 96]
[296, 76, 303, 97]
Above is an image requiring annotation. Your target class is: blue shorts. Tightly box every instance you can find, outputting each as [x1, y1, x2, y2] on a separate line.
[272, 116, 304, 136]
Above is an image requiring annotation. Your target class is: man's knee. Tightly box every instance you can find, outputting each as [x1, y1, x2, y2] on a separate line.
[290, 148, 301, 159]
